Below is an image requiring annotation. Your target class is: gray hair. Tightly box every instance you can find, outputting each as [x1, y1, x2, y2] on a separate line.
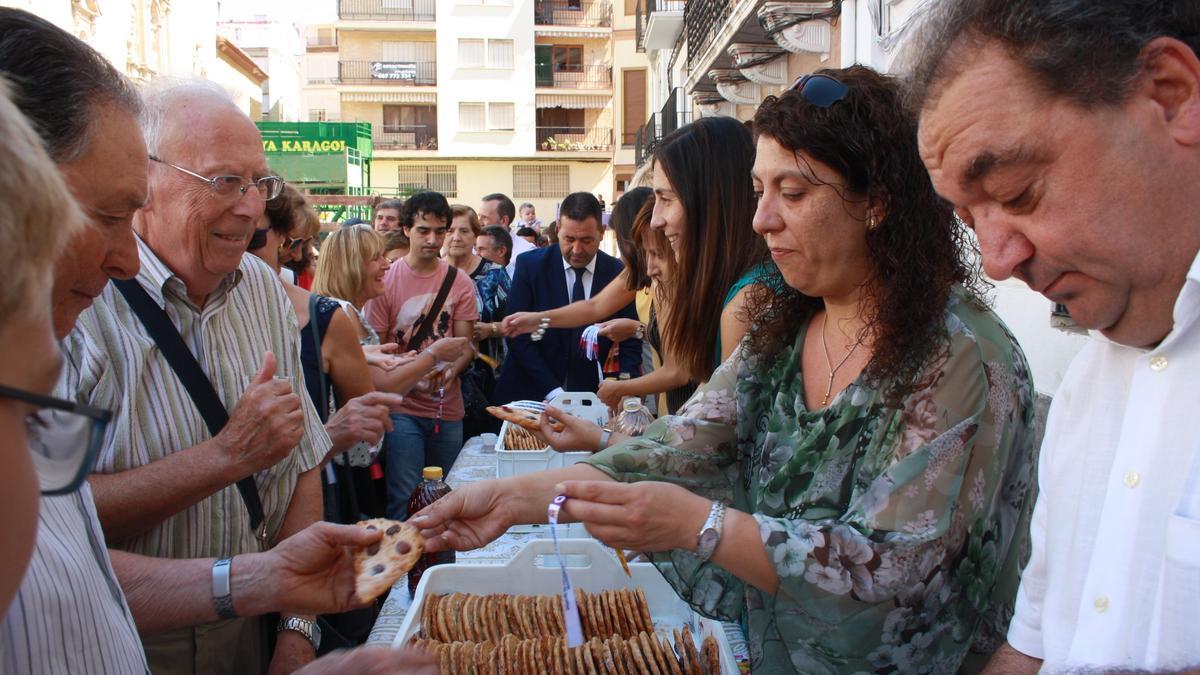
[0, 79, 85, 318]
[140, 78, 238, 157]
[903, 0, 1200, 113]
[0, 8, 142, 163]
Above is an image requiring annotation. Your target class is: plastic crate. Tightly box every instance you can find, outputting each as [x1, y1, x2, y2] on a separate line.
[395, 538, 738, 674]
[494, 392, 609, 480]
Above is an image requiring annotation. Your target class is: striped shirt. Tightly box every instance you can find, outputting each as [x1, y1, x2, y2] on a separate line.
[63, 236, 328, 559]
[1, 410, 147, 673]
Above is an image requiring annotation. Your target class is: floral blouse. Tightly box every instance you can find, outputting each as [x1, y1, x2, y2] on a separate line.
[585, 290, 1038, 674]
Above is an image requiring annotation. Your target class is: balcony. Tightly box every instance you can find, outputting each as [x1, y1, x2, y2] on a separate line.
[374, 124, 437, 151]
[534, 0, 611, 28]
[636, 0, 685, 52]
[535, 65, 612, 90]
[338, 60, 436, 85]
[537, 126, 613, 153]
[338, 0, 436, 22]
[635, 87, 690, 167]
[685, 0, 735, 70]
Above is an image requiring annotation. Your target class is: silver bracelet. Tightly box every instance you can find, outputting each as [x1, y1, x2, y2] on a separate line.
[212, 558, 237, 620]
[530, 315, 552, 342]
[597, 427, 612, 451]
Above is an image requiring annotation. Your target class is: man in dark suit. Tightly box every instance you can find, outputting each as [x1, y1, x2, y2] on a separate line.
[493, 192, 641, 403]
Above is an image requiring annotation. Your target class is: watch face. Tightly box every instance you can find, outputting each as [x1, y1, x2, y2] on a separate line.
[699, 529, 718, 550]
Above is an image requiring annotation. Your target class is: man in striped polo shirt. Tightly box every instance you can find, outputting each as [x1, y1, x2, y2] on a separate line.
[0, 10, 438, 675]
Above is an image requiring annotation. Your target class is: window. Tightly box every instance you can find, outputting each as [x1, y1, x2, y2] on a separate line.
[552, 45, 583, 72]
[488, 39, 514, 69]
[488, 102, 515, 130]
[397, 165, 457, 197]
[513, 165, 569, 198]
[459, 102, 486, 131]
[537, 107, 584, 128]
[309, 108, 327, 121]
[457, 38, 485, 68]
[622, 68, 646, 146]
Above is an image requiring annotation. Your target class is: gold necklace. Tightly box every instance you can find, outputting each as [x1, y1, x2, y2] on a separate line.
[819, 312, 861, 407]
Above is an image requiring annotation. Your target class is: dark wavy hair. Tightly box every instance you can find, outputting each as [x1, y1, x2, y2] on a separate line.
[748, 65, 985, 401]
[611, 186, 654, 292]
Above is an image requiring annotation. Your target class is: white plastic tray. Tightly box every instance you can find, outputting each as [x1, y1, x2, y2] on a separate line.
[394, 539, 738, 674]
[494, 394, 608, 534]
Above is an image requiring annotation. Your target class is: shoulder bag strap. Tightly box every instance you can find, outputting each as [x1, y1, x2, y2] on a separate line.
[307, 293, 330, 424]
[112, 277, 268, 547]
[405, 265, 459, 352]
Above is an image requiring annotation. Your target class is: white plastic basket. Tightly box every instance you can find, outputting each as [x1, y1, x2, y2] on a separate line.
[494, 392, 609, 480]
[394, 538, 738, 674]
[494, 394, 609, 534]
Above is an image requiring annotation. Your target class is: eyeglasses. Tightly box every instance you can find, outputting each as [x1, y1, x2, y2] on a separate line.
[150, 155, 285, 202]
[789, 73, 849, 108]
[0, 384, 111, 496]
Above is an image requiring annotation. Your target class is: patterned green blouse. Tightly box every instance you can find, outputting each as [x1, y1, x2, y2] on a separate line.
[585, 290, 1038, 674]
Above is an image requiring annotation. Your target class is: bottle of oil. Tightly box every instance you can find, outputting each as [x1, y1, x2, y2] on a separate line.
[406, 466, 455, 596]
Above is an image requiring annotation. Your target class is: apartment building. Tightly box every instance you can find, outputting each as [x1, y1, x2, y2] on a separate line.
[2, 0, 268, 118]
[218, 11, 307, 122]
[301, 0, 639, 217]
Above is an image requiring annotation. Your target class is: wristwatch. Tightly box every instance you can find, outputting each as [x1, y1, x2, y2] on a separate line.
[211, 558, 237, 620]
[278, 616, 322, 651]
[693, 501, 726, 562]
[597, 426, 613, 451]
[634, 322, 646, 341]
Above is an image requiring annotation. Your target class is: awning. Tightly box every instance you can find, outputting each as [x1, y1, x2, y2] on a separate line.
[534, 28, 608, 39]
[341, 91, 437, 104]
[535, 93, 610, 109]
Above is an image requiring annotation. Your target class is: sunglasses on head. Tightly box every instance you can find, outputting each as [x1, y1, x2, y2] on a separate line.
[789, 73, 849, 108]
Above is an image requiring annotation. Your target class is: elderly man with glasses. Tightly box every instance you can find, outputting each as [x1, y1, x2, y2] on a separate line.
[46, 76, 339, 673]
[0, 10, 436, 674]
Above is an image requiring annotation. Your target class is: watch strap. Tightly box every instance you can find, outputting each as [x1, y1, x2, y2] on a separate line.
[211, 558, 236, 620]
[597, 427, 613, 451]
[693, 501, 726, 562]
[278, 616, 321, 650]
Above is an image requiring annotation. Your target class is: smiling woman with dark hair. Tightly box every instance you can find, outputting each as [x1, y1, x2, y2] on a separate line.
[416, 66, 1040, 673]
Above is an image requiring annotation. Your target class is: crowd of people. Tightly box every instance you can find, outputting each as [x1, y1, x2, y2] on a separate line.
[1, 0, 1199, 673]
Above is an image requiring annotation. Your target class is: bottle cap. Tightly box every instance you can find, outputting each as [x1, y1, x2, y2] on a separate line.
[622, 398, 642, 412]
[422, 466, 444, 480]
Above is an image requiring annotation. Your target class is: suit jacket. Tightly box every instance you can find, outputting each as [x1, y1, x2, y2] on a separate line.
[493, 246, 642, 404]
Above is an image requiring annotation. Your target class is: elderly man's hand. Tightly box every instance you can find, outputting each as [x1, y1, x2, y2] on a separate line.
[217, 351, 305, 475]
[294, 646, 437, 675]
[237, 521, 385, 617]
[324, 391, 403, 458]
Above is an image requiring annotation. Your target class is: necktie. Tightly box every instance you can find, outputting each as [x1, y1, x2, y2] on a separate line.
[571, 266, 586, 303]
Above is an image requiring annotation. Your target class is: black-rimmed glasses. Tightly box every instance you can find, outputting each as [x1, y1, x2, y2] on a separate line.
[150, 155, 285, 202]
[0, 384, 111, 496]
[789, 73, 850, 108]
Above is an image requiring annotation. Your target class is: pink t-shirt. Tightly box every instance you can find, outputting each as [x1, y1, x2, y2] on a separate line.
[365, 258, 478, 420]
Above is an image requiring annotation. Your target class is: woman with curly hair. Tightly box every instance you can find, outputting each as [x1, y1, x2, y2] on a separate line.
[414, 66, 1038, 672]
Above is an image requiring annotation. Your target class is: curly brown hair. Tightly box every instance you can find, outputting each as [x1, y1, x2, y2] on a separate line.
[747, 65, 986, 401]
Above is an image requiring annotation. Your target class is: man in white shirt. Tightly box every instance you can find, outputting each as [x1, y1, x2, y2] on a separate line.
[480, 192, 536, 279]
[911, 0, 1200, 671]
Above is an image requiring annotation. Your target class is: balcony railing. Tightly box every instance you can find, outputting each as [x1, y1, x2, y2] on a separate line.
[374, 125, 438, 150]
[537, 126, 613, 152]
[338, 0, 436, 22]
[685, 0, 733, 69]
[534, 0, 611, 27]
[339, 60, 436, 85]
[635, 88, 690, 165]
[535, 65, 612, 89]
